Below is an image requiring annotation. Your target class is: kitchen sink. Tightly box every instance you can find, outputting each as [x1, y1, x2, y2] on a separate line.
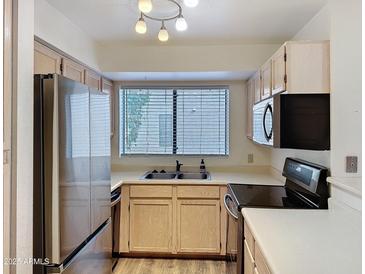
[177, 172, 210, 180]
[143, 172, 177, 179]
[142, 171, 210, 180]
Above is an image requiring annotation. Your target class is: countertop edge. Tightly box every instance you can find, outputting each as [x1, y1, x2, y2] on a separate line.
[241, 208, 279, 274]
[327, 176, 362, 197]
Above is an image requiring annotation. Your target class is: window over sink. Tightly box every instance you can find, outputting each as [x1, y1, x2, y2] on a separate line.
[119, 87, 229, 156]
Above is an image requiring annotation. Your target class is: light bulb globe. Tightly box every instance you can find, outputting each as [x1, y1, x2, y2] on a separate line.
[175, 16, 188, 31]
[135, 18, 147, 34]
[183, 0, 199, 8]
[158, 27, 169, 42]
[138, 0, 152, 13]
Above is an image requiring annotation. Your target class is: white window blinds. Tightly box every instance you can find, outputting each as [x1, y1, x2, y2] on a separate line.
[119, 87, 229, 156]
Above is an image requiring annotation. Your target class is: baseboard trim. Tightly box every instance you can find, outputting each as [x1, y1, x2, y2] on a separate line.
[117, 252, 230, 260]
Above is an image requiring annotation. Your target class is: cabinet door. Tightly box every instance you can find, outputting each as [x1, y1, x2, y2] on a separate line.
[244, 240, 255, 274]
[286, 41, 330, 93]
[129, 199, 173, 253]
[252, 71, 261, 103]
[271, 45, 286, 95]
[246, 78, 254, 139]
[177, 199, 220, 254]
[255, 243, 271, 274]
[85, 69, 101, 90]
[261, 60, 272, 99]
[34, 41, 62, 74]
[62, 58, 85, 83]
[101, 78, 114, 136]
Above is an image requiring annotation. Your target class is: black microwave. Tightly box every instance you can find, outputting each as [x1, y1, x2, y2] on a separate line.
[253, 94, 330, 150]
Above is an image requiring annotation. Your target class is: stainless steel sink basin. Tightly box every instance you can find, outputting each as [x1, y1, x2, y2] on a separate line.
[142, 171, 210, 180]
[143, 172, 177, 179]
[177, 172, 210, 180]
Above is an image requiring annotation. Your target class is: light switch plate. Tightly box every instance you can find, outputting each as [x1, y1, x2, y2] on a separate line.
[346, 156, 358, 173]
[248, 153, 254, 163]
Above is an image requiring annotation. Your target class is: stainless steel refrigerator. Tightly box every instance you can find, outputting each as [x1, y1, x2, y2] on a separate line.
[34, 74, 112, 274]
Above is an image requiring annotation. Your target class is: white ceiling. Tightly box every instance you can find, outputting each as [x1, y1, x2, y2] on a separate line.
[103, 71, 255, 81]
[46, 0, 327, 44]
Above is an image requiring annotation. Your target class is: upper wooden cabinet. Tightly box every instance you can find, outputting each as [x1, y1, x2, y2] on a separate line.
[102, 78, 114, 136]
[85, 69, 102, 91]
[61, 58, 85, 84]
[252, 71, 261, 103]
[285, 41, 330, 93]
[261, 59, 272, 99]
[271, 45, 286, 95]
[248, 40, 330, 105]
[34, 40, 113, 90]
[34, 41, 62, 74]
[246, 78, 254, 139]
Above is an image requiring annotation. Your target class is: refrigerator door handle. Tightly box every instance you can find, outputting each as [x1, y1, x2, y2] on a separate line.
[46, 219, 111, 273]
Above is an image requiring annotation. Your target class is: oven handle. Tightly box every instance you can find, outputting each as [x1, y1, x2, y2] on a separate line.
[224, 194, 239, 220]
[111, 193, 121, 207]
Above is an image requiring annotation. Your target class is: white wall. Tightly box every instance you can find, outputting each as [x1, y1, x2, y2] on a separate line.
[97, 42, 280, 73]
[271, 0, 362, 179]
[112, 81, 271, 169]
[292, 5, 331, 41]
[270, 4, 332, 172]
[34, 0, 100, 70]
[14, 0, 34, 273]
[329, 0, 362, 177]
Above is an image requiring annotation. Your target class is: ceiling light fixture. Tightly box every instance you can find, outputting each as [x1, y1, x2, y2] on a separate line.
[158, 21, 169, 42]
[135, 14, 147, 34]
[135, 0, 195, 42]
[183, 0, 199, 8]
[175, 15, 187, 31]
[138, 0, 153, 13]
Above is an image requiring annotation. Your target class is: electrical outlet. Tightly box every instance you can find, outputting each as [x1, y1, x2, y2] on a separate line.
[248, 153, 254, 164]
[346, 156, 358, 173]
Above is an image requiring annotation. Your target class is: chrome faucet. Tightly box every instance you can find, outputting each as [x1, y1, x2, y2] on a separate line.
[176, 160, 183, 173]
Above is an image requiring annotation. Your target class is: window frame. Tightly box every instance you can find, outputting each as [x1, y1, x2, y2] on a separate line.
[119, 86, 230, 157]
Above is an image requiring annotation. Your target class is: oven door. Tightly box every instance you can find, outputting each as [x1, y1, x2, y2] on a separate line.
[253, 98, 274, 146]
[224, 194, 238, 273]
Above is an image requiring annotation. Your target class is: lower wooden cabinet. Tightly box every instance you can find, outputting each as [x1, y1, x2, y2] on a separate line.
[120, 184, 227, 256]
[244, 240, 255, 274]
[129, 199, 173, 253]
[177, 199, 220, 254]
[244, 220, 271, 274]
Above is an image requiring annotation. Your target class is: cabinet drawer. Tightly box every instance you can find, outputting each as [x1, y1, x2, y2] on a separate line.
[130, 185, 173, 198]
[177, 186, 220, 199]
[244, 240, 255, 274]
[255, 243, 271, 274]
[244, 221, 255, 256]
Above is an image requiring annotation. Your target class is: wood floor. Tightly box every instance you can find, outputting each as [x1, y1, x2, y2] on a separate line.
[113, 258, 236, 274]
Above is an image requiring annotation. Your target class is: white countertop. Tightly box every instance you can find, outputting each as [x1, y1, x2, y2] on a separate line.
[327, 176, 362, 197]
[111, 167, 284, 191]
[241, 202, 362, 274]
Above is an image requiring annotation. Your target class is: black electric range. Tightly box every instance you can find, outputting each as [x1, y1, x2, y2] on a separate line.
[224, 158, 329, 274]
[226, 158, 329, 211]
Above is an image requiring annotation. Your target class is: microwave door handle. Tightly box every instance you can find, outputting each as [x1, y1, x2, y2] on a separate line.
[224, 194, 239, 220]
[263, 104, 273, 141]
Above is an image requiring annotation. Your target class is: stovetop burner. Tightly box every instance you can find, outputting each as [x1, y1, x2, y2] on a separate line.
[227, 158, 329, 210]
[228, 184, 316, 210]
